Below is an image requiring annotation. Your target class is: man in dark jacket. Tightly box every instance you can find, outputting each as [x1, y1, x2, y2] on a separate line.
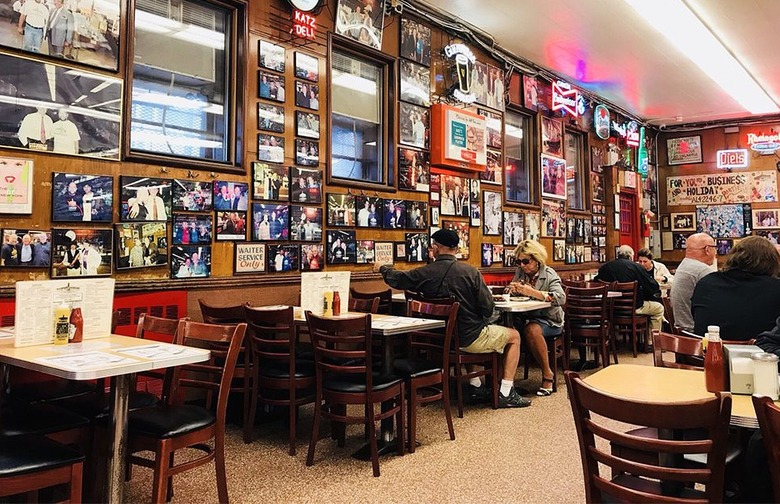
[376, 228, 529, 408]
[756, 316, 780, 366]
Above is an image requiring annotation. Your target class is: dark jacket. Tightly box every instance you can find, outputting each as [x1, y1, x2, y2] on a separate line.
[756, 316, 780, 369]
[380, 254, 494, 347]
[595, 257, 660, 307]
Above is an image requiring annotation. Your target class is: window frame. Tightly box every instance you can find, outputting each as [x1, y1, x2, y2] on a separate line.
[123, 0, 246, 173]
[504, 106, 537, 208]
[327, 33, 396, 190]
[564, 125, 587, 211]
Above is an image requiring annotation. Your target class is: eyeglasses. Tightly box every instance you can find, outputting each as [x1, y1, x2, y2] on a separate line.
[517, 258, 533, 265]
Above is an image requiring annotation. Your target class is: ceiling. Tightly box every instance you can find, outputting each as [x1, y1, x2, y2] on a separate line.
[421, 0, 780, 127]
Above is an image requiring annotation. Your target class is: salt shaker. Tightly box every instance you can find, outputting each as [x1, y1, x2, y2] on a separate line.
[751, 352, 779, 401]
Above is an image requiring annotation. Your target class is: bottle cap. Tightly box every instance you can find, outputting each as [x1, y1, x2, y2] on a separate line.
[751, 352, 779, 363]
[707, 325, 720, 333]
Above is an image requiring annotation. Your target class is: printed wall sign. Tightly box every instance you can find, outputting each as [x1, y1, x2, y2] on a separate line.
[666, 171, 777, 205]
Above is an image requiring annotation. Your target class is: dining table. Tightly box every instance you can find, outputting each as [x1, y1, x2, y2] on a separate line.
[0, 333, 210, 504]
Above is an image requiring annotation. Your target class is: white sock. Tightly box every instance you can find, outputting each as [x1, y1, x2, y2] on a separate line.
[500, 379, 514, 397]
[469, 377, 482, 387]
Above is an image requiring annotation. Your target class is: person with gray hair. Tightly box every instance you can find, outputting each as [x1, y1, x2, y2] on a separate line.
[595, 244, 664, 332]
[670, 233, 716, 331]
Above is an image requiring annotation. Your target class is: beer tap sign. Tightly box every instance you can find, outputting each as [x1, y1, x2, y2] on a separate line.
[443, 43, 477, 104]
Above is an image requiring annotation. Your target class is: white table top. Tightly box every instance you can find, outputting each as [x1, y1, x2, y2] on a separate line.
[294, 308, 444, 336]
[494, 299, 552, 312]
[0, 334, 210, 380]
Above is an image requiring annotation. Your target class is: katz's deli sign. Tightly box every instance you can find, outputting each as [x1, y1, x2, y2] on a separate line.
[667, 171, 778, 205]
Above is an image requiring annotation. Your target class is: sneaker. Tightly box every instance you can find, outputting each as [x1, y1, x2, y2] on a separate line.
[498, 388, 532, 408]
[463, 384, 491, 404]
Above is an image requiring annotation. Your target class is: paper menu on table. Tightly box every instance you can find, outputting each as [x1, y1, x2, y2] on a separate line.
[300, 272, 350, 316]
[115, 344, 192, 359]
[36, 351, 140, 371]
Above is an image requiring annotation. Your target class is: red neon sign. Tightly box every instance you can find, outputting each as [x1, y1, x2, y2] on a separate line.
[551, 80, 579, 117]
[292, 10, 316, 40]
[716, 149, 748, 169]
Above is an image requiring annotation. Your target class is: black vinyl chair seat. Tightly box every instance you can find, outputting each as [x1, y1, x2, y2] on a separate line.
[129, 405, 215, 439]
[10, 380, 95, 403]
[259, 360, 315, 379]
[0, 434, 84, 477]
[0, 403, 89, 437]
[323, 373, 402, 393]
[393, 357, 441, 379]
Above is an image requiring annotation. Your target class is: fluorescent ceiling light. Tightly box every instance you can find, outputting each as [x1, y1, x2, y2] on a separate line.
[505, 124, 523, 139]
[624, 0, 779, 115]
[135, 10, 225, 49]
[332, 72, 377, 95]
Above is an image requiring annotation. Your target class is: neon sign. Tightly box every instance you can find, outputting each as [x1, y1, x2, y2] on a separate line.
[626, 121, 639, 147]
[716, 149, 749, 169]
[443, 44, 476, 104]
[594, 104, 610, 139]
[551, 80, 580, 116]
[747, 131, 780, 154]
[292, 10, 317, 40]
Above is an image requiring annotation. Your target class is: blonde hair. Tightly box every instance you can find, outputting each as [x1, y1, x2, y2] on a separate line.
[513, 240, 548, 267]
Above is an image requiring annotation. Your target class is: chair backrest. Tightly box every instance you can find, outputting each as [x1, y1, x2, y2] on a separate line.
[662, 297, 676, 331]
[652, 331, 704, 370]
[198, 299, 247, 324]
[752, 395, 780, 502]
[403, 291, 456, 316]
[562, 279, 586, 288]
[243, 305, 296, 369]
[611, 280, 639, 313]
[407, 300, 460, 369]
[306, 311, 373, 389]
[349, 287, 392, 314]
[136, 313, 180, 343]
[565, 371, 731, 503]
[348, 296, 380, 314]
[564, 285, 609, 327]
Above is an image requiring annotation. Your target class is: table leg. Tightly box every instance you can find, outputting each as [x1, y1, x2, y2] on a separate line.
[107, 374, 131, 504]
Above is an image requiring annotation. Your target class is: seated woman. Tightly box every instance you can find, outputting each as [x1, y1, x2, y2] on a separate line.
[636, 247, 674, 289]
[506, 240, 566, 396]
[692, 236, 780, 341]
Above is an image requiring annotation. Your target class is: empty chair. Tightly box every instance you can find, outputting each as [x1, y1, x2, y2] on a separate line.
[566, 371, 732, 502]
[349, 287, 392, 314]
[752, 395, 780, 502]
[609, 281, 650, 357]
[565, 284, 615, 370]
[652, 331, 704, 370]
[348, 296, 380, 314]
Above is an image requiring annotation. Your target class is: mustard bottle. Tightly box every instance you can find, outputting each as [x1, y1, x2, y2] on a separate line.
[323, 290, 334, 317]
[53, 304, 71, 345]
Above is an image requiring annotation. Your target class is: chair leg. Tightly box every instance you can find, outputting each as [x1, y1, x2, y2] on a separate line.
[367, 402, 380, 477]
[631, 324, 638, 358]
[408, 382, 417, 454]
[442, 372, 455, 441]
[70, 461, 84, 503]
[523, 349, 530, 380]
[396, 383, 405, 457]
[289, 401, 297, 456]
[307, 398, 322, 467]
[550, 344, 558, 393]
[166, 452, 174, 501]
[215, 428, 229, 504]
[491, 354, 500, 409]
[151, 443, 170, 504]
[455, 366, 464, 419]
[243, 366, 260, 444]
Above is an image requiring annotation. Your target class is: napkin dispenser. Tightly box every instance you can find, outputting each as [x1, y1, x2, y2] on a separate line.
[724, 344, 763, 394]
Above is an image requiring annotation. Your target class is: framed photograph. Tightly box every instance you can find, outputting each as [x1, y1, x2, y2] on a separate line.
[172, 180, 212, 212]
[667, 136, 703, 165]
[503, 211, 524, 246]
[172, 214, 212, 245]
[259, 40, 285, 73]
[383, 199, 406, 229]
[301, 243, 324, 271]
[295, 52, 319, 82]
[295, 139, 319, 167]
[1, 229, 51, 268]
[429, 173, 440, 206]
[470, 179, 481, 204]
[213, 181, 249, 211]
[258, 134, 285, 164]
[697, 204, 748, 237]
[442, 220, 470, 259]
[295, 111, 320, 139]
[565, 217, 576, 243]
[477, 109, 502, 150]
[472, 62, 505, 111]
[591, 173, 605, 202]
[405, 233, 429, 263]
[215, 211, 247, 241]
[479, 149, 503, 185]
[756, 230, 780, 244]
[483, 191, 502, 236]
[525, 213, 540, 241]
[356, 240, 375, 264]
[584, 220, 592, 244]
[399, 102, 429, 149]
[326, 194, 355, 227]
[394, 241, 407, 261]
[171, 246, 211, 278]
[334, 0, 385, 50]
[481, 243, 493, 267]
[115, 223, 168, 270]
[258, 71, 285, 102]
[523, 75, 539, 111]
[407, 201, 428, 230]
[51, 228, 112, 278]
[716, 239, 733, 256]
[52, 172, 113, 222]
[375, 241, 393, 264]
[251, 203, 289, 240]
[470, 202, 481, 228]
[0, 54, 122, 159]
[673, 233, 688, 250]
[439, 174, 470, 217]
[400, 59, 430, 107]
[258, 103, 285, 133]
[400, 18, 431, 66]
[289, 205, 323, 242]
[542, 199, 566, 238]
[326, 230, 357, 264]
[398, 148, 430, 192]
[120, 177, 171, 222]
[235, 243, 266, 274]
[492, 243, 504, 263]
[541, 154, 567, 200]
[431, 207, 440, 226]
[355, 196, 383, 228]
[267, 244, 299, 272]
[1, 157, 34, 214]
[565, 245, 576, 264]
[295, 81, 320, 110]
[541, 116, 563, 157]
[662, 215, 671, 230]
[614, 212, 621, 231]
[252, 163, 289, 202]
[290, 167, 322, 204]
[753, 209, 780, 230]
[503, 249, 516, 267]
[553, 240, 565, 262]
[662, 231, 674, 251]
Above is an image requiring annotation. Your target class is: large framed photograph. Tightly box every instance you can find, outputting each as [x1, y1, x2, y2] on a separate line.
[480, 149, 503, 185]
[483, 191, 503, 236]
[541, 116, 563, 157]
[172, 180, 212, 212]
[326, 230, 357, 264]
[407, 200, 428, 230]
[441, 220, 470, 259]
[213, 181, 248, 211]
[115, 223, 168, 270]
[356, 240, 375, 264]
[327, 194, 355, 227]
[259, 40, 285, 73]
[251, 203, 289, 241]
[52, 172, 113, 222]
[667, 136, 703, 165]
[752, 209, 779, 230]
[252, 163, 289, 202]
[384, 199, 406, 229]
[119, 177, 171, 221]
[356, 195, 383, 228]
[295, 111, 320, 139]
[51, 228, 112, 278]
[234, 243, 266, 275]
[295, 52, 319, 82]
[399, 102, 429, 149]
[295, 81, 320, 110]
[439, 174, 470, 217]
[671, 212, 696, 232]
[591, 173, 605, 202]
[301, 243, 324, 271]
[290, 167, 322, 204]
[258, 134, 285, 164]
[541, 154, 567, 200]
[0, 53, 122, 159]
[1, 229, 51, 268]
[172, 214, 212, 245]
[1, 157, 34, 214]
[400, 18, 431, 66]
[267, 244, 299, 272]
[472, 62, 505, 111]
[405, 233, 429, 263]
[398, 148, 430, 192]
[295, 139, 319, 167]
[334, 0, 385, 50]
[215, 211, 247, 241]
[258, 71, 285, 102]
[258, 103, 285, 133]
[400, 59, 430, 107]
[696, 204, 748, 237]
[290, 205, 323, 242]
[503, 211, 524, 246]
[171, 246, 211, 278]
[542, 199, 566, 238]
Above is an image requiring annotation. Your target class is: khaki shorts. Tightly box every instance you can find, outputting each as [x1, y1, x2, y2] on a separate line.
[460, 324, 513, 354]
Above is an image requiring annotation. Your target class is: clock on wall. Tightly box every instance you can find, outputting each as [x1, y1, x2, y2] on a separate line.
[287, 0, 322, 13]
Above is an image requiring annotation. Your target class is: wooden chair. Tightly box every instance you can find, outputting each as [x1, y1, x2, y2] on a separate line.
[305, 312, 405, 477]
[242, 305, 315, 453]
[660, 297, 681, 335]
[127, 320, 247, 503]
[752, 395, 780, 502]
[652, 331, 704, 370]
[609, 281, 650, 357]
[134, 313, 182, 395]
[565, 371, 732, 503]
[348, 296, 380, 314]
[349, 287, 392, 314]
[393, 299, 458, 452]
[564, 284, 616, 370]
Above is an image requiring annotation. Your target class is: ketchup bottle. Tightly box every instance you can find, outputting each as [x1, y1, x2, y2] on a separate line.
[69, 307, 84, 343]
[704, 331, 725, 392]
[332, 291, 341, 316]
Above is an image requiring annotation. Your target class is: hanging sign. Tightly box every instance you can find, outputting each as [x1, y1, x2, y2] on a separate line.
[430, 103, 486, 172]
[594, 104, 610, 139]
[551, 80, 580, 116]
[443, 44, 476, 104]
[746, 131, 780, 155]
[625, 121, 640, 147]
[292, 10, 317, 40]
[716, 149, 749, 169]
[666, 171, 777, 205]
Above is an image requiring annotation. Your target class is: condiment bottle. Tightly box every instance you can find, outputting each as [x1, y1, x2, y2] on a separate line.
[53, 304, 71, 345]
[704, 330, 725, 392]
[332, 291, 341, 316]
[69, 307, 83, 343]
[702, 325, 720, 353]
[751, 352, 780, 400]
[323, 291, 334, 317]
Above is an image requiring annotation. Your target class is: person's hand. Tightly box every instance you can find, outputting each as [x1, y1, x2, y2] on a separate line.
[372, 263, 387, 273]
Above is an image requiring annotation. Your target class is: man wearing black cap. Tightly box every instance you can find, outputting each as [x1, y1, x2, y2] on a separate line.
[375, 228, 530, 408]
